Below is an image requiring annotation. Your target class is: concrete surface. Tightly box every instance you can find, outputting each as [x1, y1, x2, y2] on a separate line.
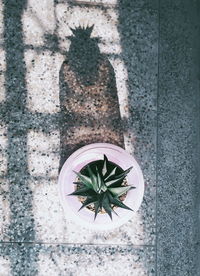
[0, 0, 199, 275]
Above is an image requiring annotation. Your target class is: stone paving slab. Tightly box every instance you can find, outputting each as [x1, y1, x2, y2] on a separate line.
[1, 0, 199, 275]
[0, 243, 155, 276]
[157, 0, 200, 275]
[0, 0, 157, 246]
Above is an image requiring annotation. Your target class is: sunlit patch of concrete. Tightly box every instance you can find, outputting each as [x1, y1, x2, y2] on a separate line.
[37, 246, 154, 276]
[110, 57, 135, 154]
[56, 213, 146, 245]
[0, 124, 10, 241]
[28, 130, 60, 152]
[27, 130, 65, 242]
[25, 50, 63, 113]
[27, 130, 60, 177]
[0, 0, 4, 43]
[0, 49, 6, 103]
[30, 178, 66, 242]
[0, 178, 10, 241]
[0, 0, 5, 103]
[56, 4, 120, 52]
[98, 41, 122, 55]
[0, 256, 10, 276]
[23, 0, 55, 46]
[38, 253, 60, 276]
[0, 123, 7, 176]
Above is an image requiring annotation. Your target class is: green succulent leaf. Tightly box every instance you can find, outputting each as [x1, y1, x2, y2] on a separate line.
[93, 193, 105, 220]
[94, 201, 101, 220]
[102, 197, 113, 220]
[104, 167, 117, 181]
[102, 154, 109, 176]
[69, 187, 96, 197]
[105, 177, 124, 187]
[117, 166, 133, 178]
[87, 165, 98, 192]
[95, 166, 107, 193]
[98, 193, 105, 209]
[108, 186, 134, 197]
[108, 195, 133, 211]
[73, 171, 93, 189]
[105, 167, 133, 187]
[70, 155, 135, 221]
[79, 197, 98, 211]
[96, 167, 102, 191]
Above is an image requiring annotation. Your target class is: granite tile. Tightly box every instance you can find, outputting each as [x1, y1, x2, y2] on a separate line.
[31, 178, 151, 244]
[0, 243, 155, 276]
[117, 0, 158, 245]
[0, 243, 38, 276]
[157, 0, 200, 275]
[0, 0, 157, 247]
[0, 0, 37, 243]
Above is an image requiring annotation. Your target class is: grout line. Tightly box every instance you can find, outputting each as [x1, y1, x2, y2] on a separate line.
[65, 0, 117, 8]
[56, 0, 151, 11]
[0, 241, 156, 247]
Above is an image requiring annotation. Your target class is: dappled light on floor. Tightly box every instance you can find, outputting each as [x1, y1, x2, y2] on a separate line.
[0, 123, 10, 241]
[37, 245, 155, 276]
[0, 256, 10, 276]
[25, 50, 62, 114]
[0, 0, 155, 275]
[0, 49, 6, 103]
[27, 130, 60, 178]
[23, 0, 55, 47]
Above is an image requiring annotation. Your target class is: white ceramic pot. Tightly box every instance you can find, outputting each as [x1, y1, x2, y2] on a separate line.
[58, 143, 144, 231]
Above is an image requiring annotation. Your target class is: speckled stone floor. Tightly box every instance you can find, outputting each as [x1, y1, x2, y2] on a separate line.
[0, 0, 199, 276]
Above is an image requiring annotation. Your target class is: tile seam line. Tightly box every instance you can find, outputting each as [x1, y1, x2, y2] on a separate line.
[0, 241, 155, 247]
[58, 1, 151, 10]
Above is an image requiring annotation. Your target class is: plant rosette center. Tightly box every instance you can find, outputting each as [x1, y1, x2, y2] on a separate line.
[68, 155, 135, 220]
[76, 177, 128, 214]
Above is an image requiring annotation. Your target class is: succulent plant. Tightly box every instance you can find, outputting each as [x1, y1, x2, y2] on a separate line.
[69, 155, 135, 220]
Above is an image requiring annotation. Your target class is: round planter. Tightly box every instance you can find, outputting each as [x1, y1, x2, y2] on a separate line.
[58, 143, 144, 231]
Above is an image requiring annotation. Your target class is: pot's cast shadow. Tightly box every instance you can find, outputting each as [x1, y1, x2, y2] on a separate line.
[59, 25, 124, 169]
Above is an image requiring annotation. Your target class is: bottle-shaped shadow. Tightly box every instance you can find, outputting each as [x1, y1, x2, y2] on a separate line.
[59, 25, 124, 168]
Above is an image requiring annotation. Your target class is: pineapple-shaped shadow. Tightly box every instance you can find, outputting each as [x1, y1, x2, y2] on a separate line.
[59, 25, 124, 168]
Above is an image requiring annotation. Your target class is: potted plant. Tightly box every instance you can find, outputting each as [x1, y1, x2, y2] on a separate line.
[58, 143, 144, 231]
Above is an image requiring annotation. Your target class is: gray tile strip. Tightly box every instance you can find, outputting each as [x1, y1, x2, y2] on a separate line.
[157, 0, 200, 275]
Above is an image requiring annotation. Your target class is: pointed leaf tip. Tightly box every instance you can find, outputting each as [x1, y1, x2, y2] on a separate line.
[110, 197, 133, 211]
[108, 186, 133, 197]
[73, 170, 93, 189]
[78, 197, 97, 212]
[102, 154, 109, 176]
